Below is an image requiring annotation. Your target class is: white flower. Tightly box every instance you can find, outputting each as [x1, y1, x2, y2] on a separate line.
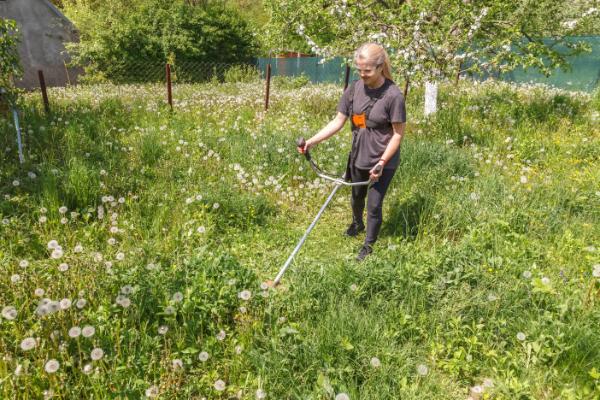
[15, 364, 23, 376]
[121, 285, 133, 295]
[60, 217, 68, 224]
[51, 248, 64, 259]
[517, 332, 526, 341]
[235, 345, 243, 354]
[44, 359, 60, 373]
[197, 226, 206, 234]
[198, 351, 210, 362]
[108, 238, 116, 245]
[82, 325, 95, 338]
[213, 202, 220, 210]
[238, 290, 252, 301]
[68, 326, 82, 338]
[541, 276, 550, 285]
[76, 298, 87, 309]
[335, 393, 350, 400]
[11, 274, 21, 283]
[2, 306, 17, 320]
[165, 306, 175, 315]
[39, 216, 47, 223]
[370, 357, 381, 368]
[172, 358, 183, 370]
[20, 337, 37, 351]
[522, 270, 532, 279]
[145, 385, 160, 398]
[116, 252, 125, 261]
[59, 206, 68, 214]
[172, 292, 184, 302]
[158, 325, 169, 335]
[12, 179, 20, 186]
[260, 282, 269, 290]
[520, 175, 528, 184]
[83, 364, 93, 375]
[256, 388, 267, 399]
[59, 298, 72, 310]
[58, 263, 69, 272]
[74, 244, 83, 253]
[592, 264, 600, 278]
[216, 330, 226, 341]
[239, 306, 247, 314]
[214, 379, 226, 391]
[470, 385, 484, 395]
[416, 364, 429, 376]
[47, 240, 59, 250]
[91, 348, 104, 361]
[35, 288, 45, 297]
[19, 260, 29, 268]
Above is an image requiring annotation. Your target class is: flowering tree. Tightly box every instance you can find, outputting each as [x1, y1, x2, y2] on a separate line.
[0, 19, 22, 105]
[264, 0, 599, 85]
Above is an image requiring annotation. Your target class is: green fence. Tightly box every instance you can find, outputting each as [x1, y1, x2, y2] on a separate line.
[258, 36, 600, 92]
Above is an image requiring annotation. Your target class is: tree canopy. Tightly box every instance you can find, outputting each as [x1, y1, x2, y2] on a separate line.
[264, 0, 600, 83]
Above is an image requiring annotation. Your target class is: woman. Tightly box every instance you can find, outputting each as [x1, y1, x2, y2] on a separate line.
[297, 42, 406, 261]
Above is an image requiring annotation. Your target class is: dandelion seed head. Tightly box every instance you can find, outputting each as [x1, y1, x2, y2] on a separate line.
[51, 248, 63, 259]
[370, 357, 381, 368]
[256, 389, 267, 399]
[47, 240, 59, 250]
[517, 332, 526, 341]
[541, 276, 550, 285]
[83, 364, 93, 374]
[11, 274, 21, 283]
[238, 290, 252, 301]
[68, 326, 82, 338]
[172, 358, 183, 370]
[116, 252, 125, 261]
[82, 325, 95, 338]
[121, 285, 133, 295]
[216, 330, 226, 341]
[158, 325, 169, 335]
[34, 288, 45, 297]
[58, 263, 69, 272]
[239, 306, 247, 314]
[44, 359, 60, 373]
[59, 298, 72, 310]
[2, 306, 17, 320]
[20, 337, 36, 351]
[145, 385, 159, 398]
[198, 351, 210, 362]
[19, 260, 29, 268]
[165, 306, 175, 315]
[196, 226, 206, 234]
[172, 292, 184, 302]
[416, 364, 429, 376]
[59, 206, 68, 214]
[335, 393, 350, 400]
[91, 348, 104, 361]
[214, 379, 226, 391]
[522, 270, 532, 279]
[76, 298, 87, 309]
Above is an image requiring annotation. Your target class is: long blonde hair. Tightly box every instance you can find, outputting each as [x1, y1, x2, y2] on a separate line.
[354, 43, 393, 81]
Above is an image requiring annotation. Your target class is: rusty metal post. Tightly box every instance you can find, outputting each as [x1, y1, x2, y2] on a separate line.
[38, 70, 50, 114]
[343, 63, 351, 90]
[265, 63, 272, 111]
[166, 63, 173, 110]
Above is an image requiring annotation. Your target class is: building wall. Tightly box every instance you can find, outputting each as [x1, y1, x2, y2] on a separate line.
[0, 0, 81, 89]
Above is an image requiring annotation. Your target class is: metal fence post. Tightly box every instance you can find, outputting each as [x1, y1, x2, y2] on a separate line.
[265, 63, 272, 111]
[166, 63, 173, 110]
[38, 70, 50, 114]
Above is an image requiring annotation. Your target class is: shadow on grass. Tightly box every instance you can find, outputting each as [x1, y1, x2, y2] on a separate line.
[381, 192, 432, 240]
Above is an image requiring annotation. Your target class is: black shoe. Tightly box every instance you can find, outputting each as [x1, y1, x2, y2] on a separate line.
[345, 221, 365, 237]
[356, 244, 373, 261]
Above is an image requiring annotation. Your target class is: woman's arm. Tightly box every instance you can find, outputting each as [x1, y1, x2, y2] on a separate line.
[301, 112, 348, 151]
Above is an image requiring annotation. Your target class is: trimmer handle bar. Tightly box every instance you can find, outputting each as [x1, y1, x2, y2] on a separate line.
[296, 137, 381, 186]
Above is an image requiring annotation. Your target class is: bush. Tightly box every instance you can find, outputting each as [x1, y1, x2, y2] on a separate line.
[224, 64, 261, 83]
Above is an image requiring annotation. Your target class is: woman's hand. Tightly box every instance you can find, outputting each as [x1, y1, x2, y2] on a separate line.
[369, 161, 385, 181]
[297, 138, 315, 154]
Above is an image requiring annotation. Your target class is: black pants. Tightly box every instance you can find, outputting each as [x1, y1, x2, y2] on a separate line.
[350, 165, 397, 245]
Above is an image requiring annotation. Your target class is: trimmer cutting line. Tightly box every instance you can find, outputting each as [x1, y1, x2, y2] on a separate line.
[267, 137, 382, 288]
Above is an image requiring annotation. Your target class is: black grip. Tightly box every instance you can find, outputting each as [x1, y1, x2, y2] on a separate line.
[296, 137, 311, 161]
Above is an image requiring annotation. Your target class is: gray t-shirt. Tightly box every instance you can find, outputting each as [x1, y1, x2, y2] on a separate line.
[337, 79, 406, 170]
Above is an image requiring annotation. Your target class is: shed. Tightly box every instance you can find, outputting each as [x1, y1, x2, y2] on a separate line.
[0, 0, 81, 89]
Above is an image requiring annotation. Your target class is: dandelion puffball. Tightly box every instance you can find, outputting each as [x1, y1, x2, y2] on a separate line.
[335, 393, 350, 400]
[214, 379, 226, 391]
[44, 359, 60, 373]
[198, 351, 210, 362]
[20, 337, 36, 351]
